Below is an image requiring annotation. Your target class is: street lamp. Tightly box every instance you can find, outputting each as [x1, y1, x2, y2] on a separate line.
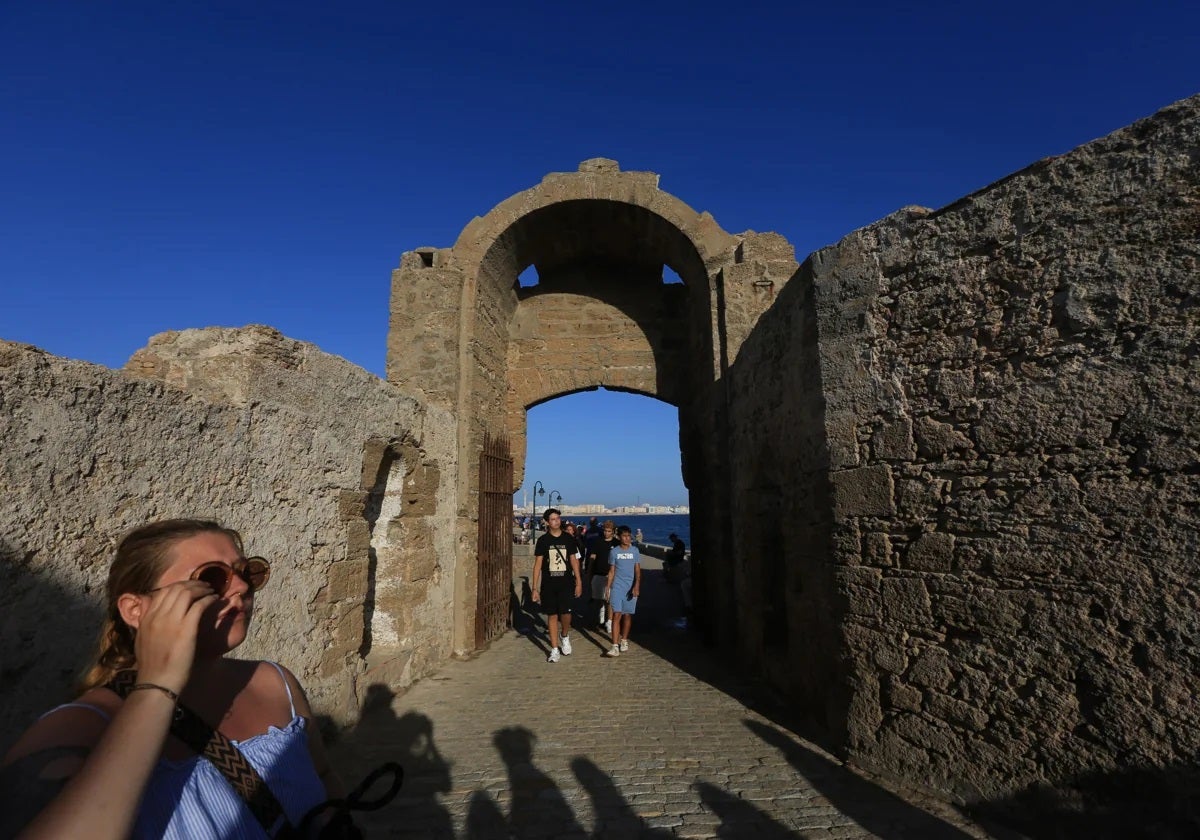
[532, 481, 546, 530]
[548, 490, 563, 510]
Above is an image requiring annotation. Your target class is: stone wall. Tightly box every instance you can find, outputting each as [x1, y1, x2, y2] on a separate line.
[506, 275, 689, 482]
[717, 232, 849, 741]
[720, 94, 1200, 805]
[0, 326, 458, 749]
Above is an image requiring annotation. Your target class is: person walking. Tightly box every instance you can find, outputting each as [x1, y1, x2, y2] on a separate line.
[531, 508, 583, 663]
[586, 520, 619, 633]
[604, 525, 641, 657]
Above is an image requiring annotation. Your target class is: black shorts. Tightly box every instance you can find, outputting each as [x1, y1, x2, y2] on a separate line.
[539, 580, 575, 616]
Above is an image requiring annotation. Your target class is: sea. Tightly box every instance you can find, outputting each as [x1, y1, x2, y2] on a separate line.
[595, 513, 690, 547]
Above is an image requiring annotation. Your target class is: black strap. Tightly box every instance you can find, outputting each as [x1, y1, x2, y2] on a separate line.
[288, 762, 404, 838]
[108, 670, 290, 835]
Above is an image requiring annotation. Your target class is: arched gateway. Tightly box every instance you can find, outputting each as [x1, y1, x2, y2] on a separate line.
[386, 158, 799, 653]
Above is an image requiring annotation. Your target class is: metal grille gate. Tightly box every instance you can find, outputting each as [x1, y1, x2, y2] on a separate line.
[475, 433, 513, 648]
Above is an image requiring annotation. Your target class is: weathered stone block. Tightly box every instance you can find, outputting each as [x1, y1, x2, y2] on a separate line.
[863, 531, 894, 567]
[907, 647, 955, 691]
[914, 416, 974, 459]
[881, 576, 933, 624]
[886, 676, 923, 712]
[831, 464, 895, 520]
[926, 691, 989, 731]
[873, 418, 915, 460]
[905, 531, 955, 573]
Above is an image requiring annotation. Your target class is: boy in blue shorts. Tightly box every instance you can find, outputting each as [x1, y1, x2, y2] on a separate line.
[604, 525, 641, 657]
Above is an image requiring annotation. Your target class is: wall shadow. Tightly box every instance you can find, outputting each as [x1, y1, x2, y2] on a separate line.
[0, 536, 104, 754]
[623, 561, 822, 747]
[743, 718, 980, 840]
[969, 762, 1200, 839]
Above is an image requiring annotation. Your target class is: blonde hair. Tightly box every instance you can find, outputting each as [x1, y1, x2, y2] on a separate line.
[77, 518, 243, 692]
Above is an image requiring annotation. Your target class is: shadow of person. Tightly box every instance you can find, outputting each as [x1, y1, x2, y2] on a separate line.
[510, 579, 536, 636]
[694, 781, 800, 839]
[493, 726, 585, 839]
[519, 577, 545, 630]
[571, 756, 673, 839]
[466, 788, 508, 840]
[743, 718, 976, 839]
[325, 685, 454, 839]
[571, 623, 611, 653]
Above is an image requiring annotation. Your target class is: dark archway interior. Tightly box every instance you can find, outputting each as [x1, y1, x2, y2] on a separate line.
[483, 199, 709, 296]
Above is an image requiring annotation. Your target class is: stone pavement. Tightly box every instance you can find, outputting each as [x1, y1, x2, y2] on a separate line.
[326, 560, 1002, 839]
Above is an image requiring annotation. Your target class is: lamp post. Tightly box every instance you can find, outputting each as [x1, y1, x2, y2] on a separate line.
[532, 481, 546, 531]
[549, 490, 563, 511]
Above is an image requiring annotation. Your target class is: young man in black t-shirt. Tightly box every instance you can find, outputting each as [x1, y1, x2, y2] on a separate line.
[532, 508, 583, 663]
[587, 520, 620, 632]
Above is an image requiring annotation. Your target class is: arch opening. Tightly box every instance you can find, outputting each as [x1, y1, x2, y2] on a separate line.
[491, 199, 711, 300]
[513, 389, 688, 520]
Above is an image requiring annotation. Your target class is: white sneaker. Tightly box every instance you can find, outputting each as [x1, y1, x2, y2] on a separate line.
[605, 618, 612, 634]
[547, 648, 560, 663]
[619, 639, 629, 652]
[606, 644, 620, 657]
[560, 635, 572, 655]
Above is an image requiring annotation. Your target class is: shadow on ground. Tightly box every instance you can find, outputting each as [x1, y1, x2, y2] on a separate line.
[323, 563, 989, 838]
[327, 698, 808, 839]
[968, 763, 1200, 839]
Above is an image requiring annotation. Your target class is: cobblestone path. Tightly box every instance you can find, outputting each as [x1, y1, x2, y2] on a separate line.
[327, 561, 998, 839]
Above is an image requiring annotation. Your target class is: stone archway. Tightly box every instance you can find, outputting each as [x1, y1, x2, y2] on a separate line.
[386, 158, 798, 655]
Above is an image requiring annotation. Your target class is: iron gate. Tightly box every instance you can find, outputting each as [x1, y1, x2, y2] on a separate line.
[475, 433, 513, 648]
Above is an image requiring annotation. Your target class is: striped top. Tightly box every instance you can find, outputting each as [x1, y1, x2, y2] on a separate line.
[45, 661, 327, 839]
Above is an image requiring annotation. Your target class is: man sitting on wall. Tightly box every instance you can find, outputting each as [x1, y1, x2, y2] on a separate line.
[664, 533, 688, 583]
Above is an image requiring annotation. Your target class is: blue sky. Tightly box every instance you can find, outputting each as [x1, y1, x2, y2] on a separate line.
[2, 2, 1197, 509]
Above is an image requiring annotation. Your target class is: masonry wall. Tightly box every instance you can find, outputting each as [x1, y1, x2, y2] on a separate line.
[804, 95, 1200, 802]
[720, 243, 848, 740]
[506, 278, 688, 482]
[0, 326, 458, 749]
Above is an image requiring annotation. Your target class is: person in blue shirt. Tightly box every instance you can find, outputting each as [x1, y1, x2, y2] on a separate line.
[603, 526, 642, 657]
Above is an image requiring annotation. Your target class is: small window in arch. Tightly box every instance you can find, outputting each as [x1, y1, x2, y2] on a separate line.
[517, 265, 540, 288]
[663, 266, 684, 285]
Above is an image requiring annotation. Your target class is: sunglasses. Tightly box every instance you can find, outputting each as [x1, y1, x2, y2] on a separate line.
[180, 557, 272, 595]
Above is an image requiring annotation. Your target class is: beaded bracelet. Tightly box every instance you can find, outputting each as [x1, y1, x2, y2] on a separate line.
[129, 682, 180, 702]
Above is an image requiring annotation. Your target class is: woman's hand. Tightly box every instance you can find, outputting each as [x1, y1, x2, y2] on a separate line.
[133, 582, 218, 693]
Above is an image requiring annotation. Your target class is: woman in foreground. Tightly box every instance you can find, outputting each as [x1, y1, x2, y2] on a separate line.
[0, 518, 341, 839]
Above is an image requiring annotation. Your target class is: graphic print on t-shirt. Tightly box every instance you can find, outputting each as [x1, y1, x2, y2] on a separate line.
[547, 544, 569, 575]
